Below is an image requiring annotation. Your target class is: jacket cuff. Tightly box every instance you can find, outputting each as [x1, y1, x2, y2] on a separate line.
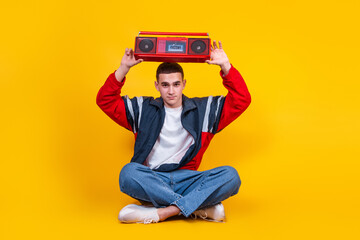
[219, 64, 235, 79]
[109, 70, 126, 87]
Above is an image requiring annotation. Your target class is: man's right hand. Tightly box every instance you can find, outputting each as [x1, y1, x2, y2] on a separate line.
[115, 48, 143, 82]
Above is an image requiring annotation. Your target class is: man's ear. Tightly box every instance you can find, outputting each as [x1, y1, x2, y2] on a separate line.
[183, 79, 186, 89]
[154, 81, 159, 91]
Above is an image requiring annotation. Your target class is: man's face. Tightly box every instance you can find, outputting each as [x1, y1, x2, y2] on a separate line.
[155, 72, 186, 108]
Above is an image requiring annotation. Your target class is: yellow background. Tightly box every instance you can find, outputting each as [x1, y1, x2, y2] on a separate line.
[1, 0, 359, 239]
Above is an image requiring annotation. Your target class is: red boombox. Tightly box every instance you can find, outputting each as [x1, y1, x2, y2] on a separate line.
[134, 31, 211, 63]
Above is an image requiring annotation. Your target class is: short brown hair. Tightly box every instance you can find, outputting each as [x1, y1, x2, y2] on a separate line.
[156, 62, 184, 81]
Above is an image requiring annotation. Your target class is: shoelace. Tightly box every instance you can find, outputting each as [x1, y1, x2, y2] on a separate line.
[191, 210, 208, 220]
[143, 216, 158, 224]
[143, 218, 153, 224]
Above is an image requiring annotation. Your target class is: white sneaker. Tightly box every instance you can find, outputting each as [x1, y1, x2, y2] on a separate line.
[192, 203, 225, 222]
[118, 204, 160, 224]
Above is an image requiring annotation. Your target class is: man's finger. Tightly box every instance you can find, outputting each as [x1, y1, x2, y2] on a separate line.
[213, 40, 218, 49]
[129, 48, 134, 57]
[219, 41, 223, 49]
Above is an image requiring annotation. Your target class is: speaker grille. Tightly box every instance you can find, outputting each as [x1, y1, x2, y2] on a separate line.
[188, 38, 209, 55]
[191, 40, 206, 53]
[139, 39, 154, 52]
[135, 37, 157, 54]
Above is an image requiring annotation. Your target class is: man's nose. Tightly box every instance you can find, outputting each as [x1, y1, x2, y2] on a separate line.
[169, 86, 174, 94]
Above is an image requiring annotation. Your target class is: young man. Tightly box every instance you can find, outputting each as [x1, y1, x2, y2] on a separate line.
[96, 41, 251, 224]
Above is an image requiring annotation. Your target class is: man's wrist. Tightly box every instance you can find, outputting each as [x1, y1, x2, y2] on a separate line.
[115, 65, 130, 82]
[220, 62, 231, 76]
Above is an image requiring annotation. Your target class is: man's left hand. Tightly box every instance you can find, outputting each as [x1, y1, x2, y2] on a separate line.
[205, 40, 231, 76]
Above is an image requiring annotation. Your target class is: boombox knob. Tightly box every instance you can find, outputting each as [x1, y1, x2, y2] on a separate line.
[191, 40, 206, 54]
[139, 39, 154, 52]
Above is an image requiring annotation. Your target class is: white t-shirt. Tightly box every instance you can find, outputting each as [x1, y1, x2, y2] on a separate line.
[144, 106, 195, 170]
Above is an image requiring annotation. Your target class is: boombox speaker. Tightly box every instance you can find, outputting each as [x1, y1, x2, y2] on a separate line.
[134, 31, 211, 63]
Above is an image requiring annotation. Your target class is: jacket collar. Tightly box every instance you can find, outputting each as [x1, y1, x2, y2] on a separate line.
[150, 95, 197, 112]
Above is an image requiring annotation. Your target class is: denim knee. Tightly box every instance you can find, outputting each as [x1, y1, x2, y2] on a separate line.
[119, 162, 143, 193]
[221, 166, 241, 195]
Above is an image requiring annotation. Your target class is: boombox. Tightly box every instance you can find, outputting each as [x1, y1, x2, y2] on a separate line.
[134, 31, 211, 63]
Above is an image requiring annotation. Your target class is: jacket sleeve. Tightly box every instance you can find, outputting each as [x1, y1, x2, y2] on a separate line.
[96, 71, 133, 132]
[215, 64, 251, 132]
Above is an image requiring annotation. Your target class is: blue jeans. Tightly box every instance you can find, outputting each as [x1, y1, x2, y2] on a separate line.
[119, 162, 241, 217]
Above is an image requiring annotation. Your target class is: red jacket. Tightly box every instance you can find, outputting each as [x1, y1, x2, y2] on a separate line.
[97, 65, 251, 171]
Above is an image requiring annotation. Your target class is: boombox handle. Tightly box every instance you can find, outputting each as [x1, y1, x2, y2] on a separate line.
[138, 31, 209, 37]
